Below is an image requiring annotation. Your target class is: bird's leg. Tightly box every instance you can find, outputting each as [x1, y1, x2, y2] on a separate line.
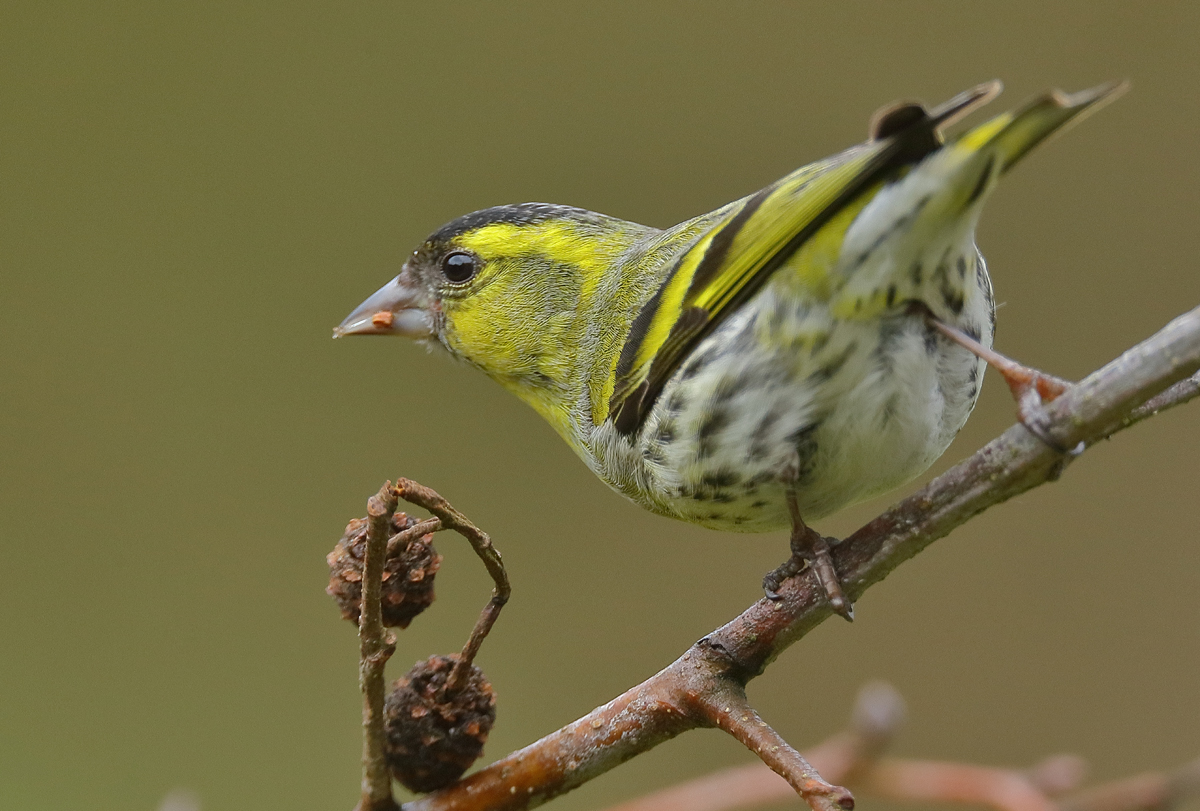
[763, 459, 854, 621]
[927, 316, 1078, 453]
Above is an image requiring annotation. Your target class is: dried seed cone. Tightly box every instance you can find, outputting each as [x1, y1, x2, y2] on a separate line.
[384, 655, 496, 793]
[326, 512, 442, 628]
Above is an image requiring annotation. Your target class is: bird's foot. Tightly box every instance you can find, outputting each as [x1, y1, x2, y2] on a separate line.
[927, 316, 1082, 456]
[1003, 365, 1075, 451]
[763, 526, 854, 622]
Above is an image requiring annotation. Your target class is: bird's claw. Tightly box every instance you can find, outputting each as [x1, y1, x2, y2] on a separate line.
[763, 531, 854, 622]
[762, 556, 804, 602]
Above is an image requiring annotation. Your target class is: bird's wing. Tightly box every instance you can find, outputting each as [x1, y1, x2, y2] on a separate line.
[605, 83, 1004, 435]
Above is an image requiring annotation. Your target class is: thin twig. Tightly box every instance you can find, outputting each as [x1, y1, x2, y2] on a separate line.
[395, 478, 511, 692]
[358, 483, 401, 811]
[1122, 370, 1200, 430]
[399, 305, 1200, 811]
[696, 679, 853, 811]
[386, 517, 441, 558]
[451, 593, 507, 688]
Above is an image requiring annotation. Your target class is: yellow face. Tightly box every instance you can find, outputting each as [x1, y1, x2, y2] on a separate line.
[384, 204, 653, 443]
[436, 220, 615, 384]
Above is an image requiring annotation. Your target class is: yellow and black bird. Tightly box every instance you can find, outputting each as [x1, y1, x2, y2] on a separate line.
[337, 81, 1124, 619]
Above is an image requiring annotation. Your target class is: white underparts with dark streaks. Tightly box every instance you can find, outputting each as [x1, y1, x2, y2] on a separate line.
[586, 156, 997, 531]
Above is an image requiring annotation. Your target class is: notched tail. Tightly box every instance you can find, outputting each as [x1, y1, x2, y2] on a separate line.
[975, 80, 1129, 174]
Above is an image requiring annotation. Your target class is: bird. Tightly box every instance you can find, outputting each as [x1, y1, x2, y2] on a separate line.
[335, 80, 1124, 620]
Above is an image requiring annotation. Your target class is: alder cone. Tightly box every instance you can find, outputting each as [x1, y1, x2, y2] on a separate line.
[326, 512, 441, 628]
[384, 655, 496, 793]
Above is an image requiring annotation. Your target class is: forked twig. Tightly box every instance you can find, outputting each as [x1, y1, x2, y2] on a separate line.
[394, 478, 511, 692]
[347, 480, 512, 807]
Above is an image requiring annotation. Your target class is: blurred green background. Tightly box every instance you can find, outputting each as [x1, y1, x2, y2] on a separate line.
[2, 3, 1198, 810]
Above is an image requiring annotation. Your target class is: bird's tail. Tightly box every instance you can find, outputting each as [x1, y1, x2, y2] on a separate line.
[957, 80, 1128, 174]
[831, 81, 1126, 321]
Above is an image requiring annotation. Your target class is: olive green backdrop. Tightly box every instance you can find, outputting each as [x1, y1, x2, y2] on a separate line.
[2, 3, 1198, 810]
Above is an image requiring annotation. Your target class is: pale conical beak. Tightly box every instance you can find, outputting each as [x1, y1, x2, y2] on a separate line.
[333, 274, 434, 339]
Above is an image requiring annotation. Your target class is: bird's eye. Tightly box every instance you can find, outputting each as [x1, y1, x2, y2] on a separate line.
[441, 250, 478, 284]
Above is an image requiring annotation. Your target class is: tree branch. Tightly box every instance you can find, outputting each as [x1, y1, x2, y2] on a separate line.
[398, 304, 1200, 811]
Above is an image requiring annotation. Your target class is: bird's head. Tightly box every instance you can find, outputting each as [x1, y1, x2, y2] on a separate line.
[336, 203, 657, 440]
